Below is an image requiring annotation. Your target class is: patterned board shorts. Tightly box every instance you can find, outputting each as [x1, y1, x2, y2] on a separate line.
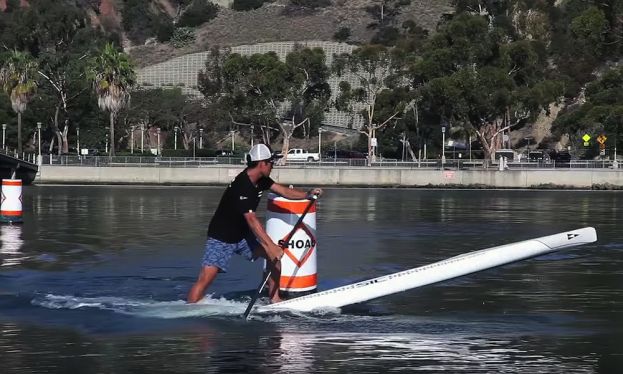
[202, 236, 259, 272]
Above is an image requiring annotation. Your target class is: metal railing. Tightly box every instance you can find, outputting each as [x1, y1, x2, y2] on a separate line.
[0, 148, 39, 164]
[38, 155, 622, 170]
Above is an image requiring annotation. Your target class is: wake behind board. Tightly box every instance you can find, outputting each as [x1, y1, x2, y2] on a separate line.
[258, 227, 597, 313]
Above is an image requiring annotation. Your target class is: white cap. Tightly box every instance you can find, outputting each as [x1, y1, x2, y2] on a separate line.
[247, 144, 282, 162]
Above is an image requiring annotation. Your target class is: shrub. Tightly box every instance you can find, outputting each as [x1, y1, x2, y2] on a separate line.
[171, 27, 196, 48]
[155, 19, 175, 42]
[290, 0, 331, 8]
[178, 0, 220, 28]
[232, 0, 267, 11]
[162, 149, 192, 157]
[334, 26, 351, 42]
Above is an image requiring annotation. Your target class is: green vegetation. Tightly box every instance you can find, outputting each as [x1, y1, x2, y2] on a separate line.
[554, 66, 623, 157]
[232, 0, 269, 11]
[198, 45, 331, 157]
[290, 0, 332, 8]
[171, 27, 196, 48]
[122, 0, 172, 44]
[0, 0, 622, 160]
[88, 43, 136, 157]
[333, 27, 351, 42]
[0, 50, 38, 154]
[177, 0, 220, 28]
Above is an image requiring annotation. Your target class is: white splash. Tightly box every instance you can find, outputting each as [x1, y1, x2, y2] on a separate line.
[31, 294, 250, 319]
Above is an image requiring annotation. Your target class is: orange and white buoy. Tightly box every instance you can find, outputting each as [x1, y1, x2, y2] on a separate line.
[1, 179, 23, 224]
[266, 193, 317, 295]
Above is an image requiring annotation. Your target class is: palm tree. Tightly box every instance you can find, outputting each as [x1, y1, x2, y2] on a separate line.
[89, 43, 135, 157]
[0, 50, 38, 155]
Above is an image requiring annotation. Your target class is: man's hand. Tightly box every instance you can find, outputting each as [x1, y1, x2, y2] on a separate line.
[307, 188, 323, 199]
[268, 243, 284, 263]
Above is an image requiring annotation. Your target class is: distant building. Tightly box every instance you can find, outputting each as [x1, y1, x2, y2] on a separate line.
[136, 41, 364, 129]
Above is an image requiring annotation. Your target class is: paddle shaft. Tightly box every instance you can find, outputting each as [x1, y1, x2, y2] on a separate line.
[243, 196, 317, 319]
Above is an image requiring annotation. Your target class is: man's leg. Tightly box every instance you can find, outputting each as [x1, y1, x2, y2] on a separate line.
[265, 257, 282, 303]
[187, 265, 219, 303]
[252, 245, 282, 303]
[189, 238, 234, 303]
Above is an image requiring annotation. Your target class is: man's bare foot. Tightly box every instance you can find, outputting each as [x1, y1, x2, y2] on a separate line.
[270, 296, 283, 304]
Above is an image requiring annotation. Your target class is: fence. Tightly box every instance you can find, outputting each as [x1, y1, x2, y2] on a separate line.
[38, 155, 622, 170]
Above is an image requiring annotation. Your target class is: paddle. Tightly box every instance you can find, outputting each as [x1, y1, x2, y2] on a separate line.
[243, 195, 317, 320]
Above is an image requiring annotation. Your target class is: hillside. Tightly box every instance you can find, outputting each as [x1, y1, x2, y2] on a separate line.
[80, 0, 453, 68]
[0, 0, 452, 68]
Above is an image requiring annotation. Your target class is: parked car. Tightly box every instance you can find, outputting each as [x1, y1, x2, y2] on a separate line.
[548, 150, 572, 163]
[215, 149, 234, 156]
[529, 150, 551, 162]
[286, 148, 320, 162]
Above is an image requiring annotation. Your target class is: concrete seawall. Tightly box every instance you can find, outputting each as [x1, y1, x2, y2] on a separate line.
[36, 165, 623, 189]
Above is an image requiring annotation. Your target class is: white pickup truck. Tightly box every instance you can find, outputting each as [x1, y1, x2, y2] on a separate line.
[285, 148, 320, 162]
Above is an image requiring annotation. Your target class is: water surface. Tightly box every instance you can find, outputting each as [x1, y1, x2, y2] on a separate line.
[0, 186, 621, 373]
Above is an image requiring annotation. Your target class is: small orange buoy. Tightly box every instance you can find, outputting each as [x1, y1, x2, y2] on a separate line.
[1, 179, 23, 224]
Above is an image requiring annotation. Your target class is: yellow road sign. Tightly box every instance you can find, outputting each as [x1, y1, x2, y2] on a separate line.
[582, 134, 591, 142]
[597, 134, 607, 144]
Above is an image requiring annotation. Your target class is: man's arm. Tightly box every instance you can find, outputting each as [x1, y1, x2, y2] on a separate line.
[244, 211, 283, 261]
[270, 183, 323, 200]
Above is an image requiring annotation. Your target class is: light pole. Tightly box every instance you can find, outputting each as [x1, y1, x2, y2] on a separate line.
[614, 125, 619, 169]
[156, 127, 161, 156]
[130, 126, 135, 154]
[401, 132, 406, 162]
[318, 127, 323, 156]
[140, 123, 144, 153]
[199, 128, 203, 149]
[37, 122, 42, 164]
[250, 125, 254, 147]
[231, 130, 235, 151]
[174, 126, 179, 150]
[105, 132, 109, 154]
[441, 125, 446, 165]
[2, 123, 6, 151]
[192, 134, 196, 159]
[76, 126, 80, 155]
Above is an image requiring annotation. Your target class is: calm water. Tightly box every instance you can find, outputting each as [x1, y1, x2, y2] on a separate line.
[0, 186, 621, 373]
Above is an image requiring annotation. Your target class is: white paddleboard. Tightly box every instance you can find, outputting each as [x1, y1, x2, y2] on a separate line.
[259, 227, 597, 313]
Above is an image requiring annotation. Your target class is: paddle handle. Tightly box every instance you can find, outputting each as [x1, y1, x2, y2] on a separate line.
[243, 195, 317, 319]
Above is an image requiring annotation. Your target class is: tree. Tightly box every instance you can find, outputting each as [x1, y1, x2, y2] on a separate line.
[122, 87, 196, 151]
[366, 0, 411, 46]
[88, 43, 136, 157]
[33, 1, 101, 154]
[290, 0, 332, 8]
[412, 13, 562, 160]
[554, 66, 623, 156]
[334, 27, 351, 42]
[570, 6, 609, 57]
[177, 0, 219, 28]
[232, 0, 267, 11]
[333, 44, 408, 165]
[280, 47, 331, 160]
[199, 46, 331, 161]
[0, 50, 38, 154]
[121, 0, 173, 44]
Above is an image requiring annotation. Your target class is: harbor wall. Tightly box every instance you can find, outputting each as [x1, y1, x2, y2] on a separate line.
[36, 166, 623, 189]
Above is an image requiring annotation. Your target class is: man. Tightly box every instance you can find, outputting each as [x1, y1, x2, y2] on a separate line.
[187, 143, 323, 304]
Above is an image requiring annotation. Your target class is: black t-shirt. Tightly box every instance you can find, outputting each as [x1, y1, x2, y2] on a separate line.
[207, 169, 274, 243]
